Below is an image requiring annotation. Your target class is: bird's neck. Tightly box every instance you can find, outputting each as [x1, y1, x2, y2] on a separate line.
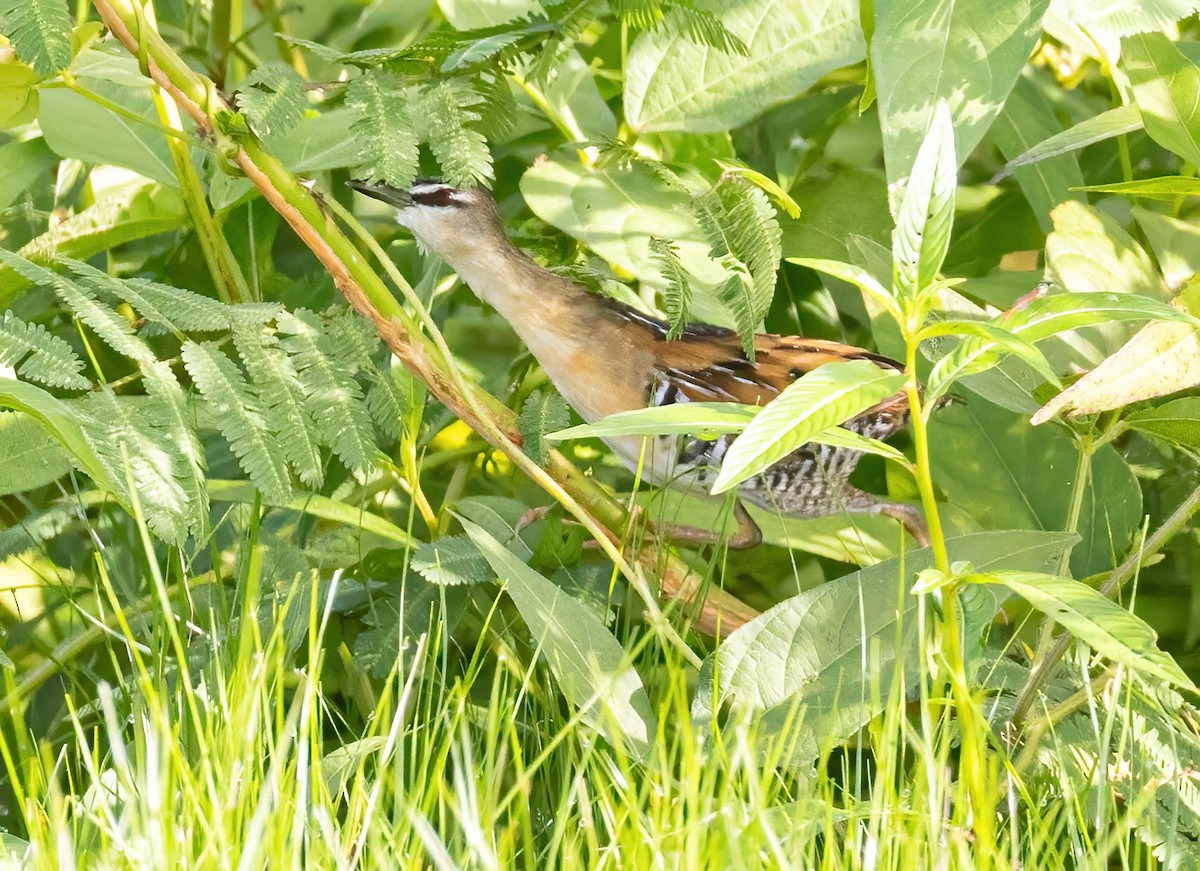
[446, 243, 604, 357]
[444, 242, 651, 424]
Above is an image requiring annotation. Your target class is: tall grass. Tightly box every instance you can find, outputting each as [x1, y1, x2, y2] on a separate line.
[1, 506, 1146, 869]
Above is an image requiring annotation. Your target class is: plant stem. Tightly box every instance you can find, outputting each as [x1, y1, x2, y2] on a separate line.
[906, 328, 993, 859]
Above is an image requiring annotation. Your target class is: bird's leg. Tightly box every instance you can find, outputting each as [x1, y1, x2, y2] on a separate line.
[840, 487, 930, 547]
[877, 502, 931, 547]
[653, 500, 762, 550]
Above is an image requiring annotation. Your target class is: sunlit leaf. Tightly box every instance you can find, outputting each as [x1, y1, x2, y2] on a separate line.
[872, 0, 1050, 183]
[711, 359, 905, 494]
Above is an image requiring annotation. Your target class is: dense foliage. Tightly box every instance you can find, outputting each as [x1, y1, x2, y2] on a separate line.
[4, 0, 1200, 867]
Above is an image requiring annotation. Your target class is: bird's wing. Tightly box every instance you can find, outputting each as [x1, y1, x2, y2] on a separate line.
[649, 329, 907, 413]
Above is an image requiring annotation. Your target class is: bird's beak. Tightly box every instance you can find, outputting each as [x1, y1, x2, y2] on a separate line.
[346, 179, 411, 208]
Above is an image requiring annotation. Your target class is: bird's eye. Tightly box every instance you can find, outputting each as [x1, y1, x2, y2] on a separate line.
[411, 186, 457, 208]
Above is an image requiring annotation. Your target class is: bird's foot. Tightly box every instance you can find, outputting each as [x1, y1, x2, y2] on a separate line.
[652, 500, 762, 551]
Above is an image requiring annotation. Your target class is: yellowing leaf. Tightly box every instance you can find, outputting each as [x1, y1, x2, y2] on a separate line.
[1032, 318, 1200, 423]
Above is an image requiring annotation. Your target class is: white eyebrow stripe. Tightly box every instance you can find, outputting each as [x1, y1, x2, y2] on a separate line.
[410, 182, 453, 197]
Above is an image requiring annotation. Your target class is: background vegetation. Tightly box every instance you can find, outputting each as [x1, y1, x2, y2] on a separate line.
[3, 0, 1200, 867]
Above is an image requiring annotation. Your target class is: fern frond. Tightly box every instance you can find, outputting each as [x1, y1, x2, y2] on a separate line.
[693, 178, 781, 358]
[78, 389, 195, 543]
[0, 311, 89, 389]
[412, 535, 490, 586]
[366, 363, 425, 443]
[325, 310, 381, 373]
[346, 70, 420, 187]
[0, 0, 72, 76]
[182, 340, 293, 503]
[233, 326, 325, 488]
[142, 359, 208, 535]
[668, 5, 748, 56]
[609, 0, 664, 30]
[277, 310, 381, 475]
[610, 0, 746, 54]
[417, 80, 494, 188]
[236, 62, 308, 141]
[66, 260, 280, 334]
[442, 18, 558, 72]
[0, 250, 156, 366]
[594, 141, 683, 188]
[476, 72, 517, 140]
[648, 237, 692, 340]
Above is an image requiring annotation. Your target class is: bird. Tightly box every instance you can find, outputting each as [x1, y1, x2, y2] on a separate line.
[348, 178, 930, 548]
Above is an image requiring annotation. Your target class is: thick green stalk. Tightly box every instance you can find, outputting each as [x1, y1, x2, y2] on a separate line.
[906, 325, 993, 859]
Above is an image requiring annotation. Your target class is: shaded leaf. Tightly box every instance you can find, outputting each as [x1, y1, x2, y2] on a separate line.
[971, 570, 1194, 689]
[462, 517, 656, 757]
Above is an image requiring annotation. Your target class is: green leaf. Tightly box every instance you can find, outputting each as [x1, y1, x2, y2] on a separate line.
[872, 0, 1050, 183]
[37, 50, 177, 185]
[696, 530, 1077, 760]
[0, 137, 55, 209]
[0, 0, 72, 76]
[182, 340, 293, 504]
[997, 103, 1142, 176]
[971, 570, 1194, 689]
[786, 257, 900, 320]
[0, 250, 157, 367]
[79, 389, 197, 542]
[415, 79, 493, 187]
[624, 0, 864, 133]
[1122, 32, 1200, 167]
[277, 310, 381, 476]
[549, 402, 758, 441]
[711, 359, 906, 494]
[0, 185, 186, 309]
[461, 517, 656, 757]
[0, 59, 39, 128]
[927, 292, 1192, 403]
[714, 160, 801, 218]
[693, 176, 782, 355]
[1078, 176, 1200, 199]
[1128, 397, 1200, 450]
[1046, 201, 1161, 299]
[235, 62, 308, 141]
[648, 237, 692, 339]
[0, 411, 72, 495]
[893, 101, 957, 298]
[518, 389, 569, 466]
[66, 259, 279, 334]
[1048, 0, 1200, 38]
[411, 535, 491, 586]
[521, 159, 734, 326]
[345, 70, 419, 186]
[989, 75, 1089, 232]
[0, 378, 117, 488]
[929, 399, 1141, 577]
[231, 328, 324, 488]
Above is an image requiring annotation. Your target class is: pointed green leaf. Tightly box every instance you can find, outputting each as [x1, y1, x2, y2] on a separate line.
[872, 0, 1050, 183]
[461, 517, 656, 757]
[893, 102, 957, 298]
[1122, 32, 1200, 167]
[711, 359, 905, 494]
[969, 570, 1194, 690]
